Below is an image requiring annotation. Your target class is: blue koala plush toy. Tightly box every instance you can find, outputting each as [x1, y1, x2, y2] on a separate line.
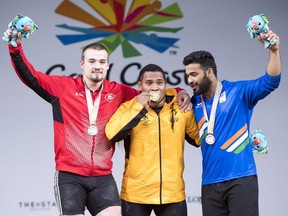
[2, 14, 38, 47]
[246, 14, 276, 49]
[250, 129, 268, 155]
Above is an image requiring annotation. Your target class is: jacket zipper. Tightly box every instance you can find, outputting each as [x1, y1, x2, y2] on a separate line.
[158, 114, 163, 204]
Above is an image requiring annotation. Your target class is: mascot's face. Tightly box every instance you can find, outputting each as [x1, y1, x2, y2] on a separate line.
[251, 132, 267, 151]
[247, 15, 265, 34]
[15, 17, 34, 32]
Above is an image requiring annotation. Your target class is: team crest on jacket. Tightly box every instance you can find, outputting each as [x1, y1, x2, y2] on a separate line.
[141, 115, 150, 127]
[105, 93, 116, 102]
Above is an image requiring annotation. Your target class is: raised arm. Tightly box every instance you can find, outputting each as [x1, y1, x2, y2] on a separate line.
[259, 30, 281, 76]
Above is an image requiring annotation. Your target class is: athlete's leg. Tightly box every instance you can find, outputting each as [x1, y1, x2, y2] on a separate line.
[121, 200, 152, 216]
[154, 200, 187, 216]
[54, 171, 86, 215]
[202, 183, 229, 216]
[96, 206, 121, 216]
[86, 174, 121, 216]
[227, 175, 259, 216]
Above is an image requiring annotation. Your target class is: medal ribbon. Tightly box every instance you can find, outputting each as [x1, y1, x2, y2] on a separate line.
[84, 79, 103, 127]
[201, 81, 222, 136]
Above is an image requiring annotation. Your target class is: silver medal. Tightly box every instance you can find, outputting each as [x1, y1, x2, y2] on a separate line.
[88, 124, 98, 136]
[205, 133, 215, 145]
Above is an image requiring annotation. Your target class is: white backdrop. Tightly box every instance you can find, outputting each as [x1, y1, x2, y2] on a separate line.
[0, 0, 287, 215]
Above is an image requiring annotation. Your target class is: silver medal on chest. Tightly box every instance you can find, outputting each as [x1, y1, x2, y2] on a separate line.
[205, 133, 215, 145]
[88, 124, 98, 136]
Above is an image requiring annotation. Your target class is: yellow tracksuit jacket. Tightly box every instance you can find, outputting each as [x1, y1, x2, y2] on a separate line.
[105, 88, 200, 204]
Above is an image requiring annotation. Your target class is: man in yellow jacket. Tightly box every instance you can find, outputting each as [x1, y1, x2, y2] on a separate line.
[105, 64, 200, 216]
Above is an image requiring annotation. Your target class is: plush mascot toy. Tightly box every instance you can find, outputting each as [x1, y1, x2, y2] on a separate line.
[246, 14, 276, 49]
[250, 129, 268, 155]
[2, 14, 38, 47]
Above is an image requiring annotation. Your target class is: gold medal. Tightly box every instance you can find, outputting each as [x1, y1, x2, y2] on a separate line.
[150, 92, 160, 102]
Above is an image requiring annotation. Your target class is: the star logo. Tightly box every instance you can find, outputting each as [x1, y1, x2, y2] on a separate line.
[55, 0, 183, 58]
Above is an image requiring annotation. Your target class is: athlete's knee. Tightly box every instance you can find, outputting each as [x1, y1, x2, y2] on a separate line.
[96, 206, 121, 216]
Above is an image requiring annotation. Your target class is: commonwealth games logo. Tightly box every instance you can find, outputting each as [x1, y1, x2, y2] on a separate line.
[55, 0, 183, 58]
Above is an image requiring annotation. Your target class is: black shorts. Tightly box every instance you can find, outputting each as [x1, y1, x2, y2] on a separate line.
[121, 199, 187, 216]
[202, 175, 259, 216]
[54, 171, 121, 215]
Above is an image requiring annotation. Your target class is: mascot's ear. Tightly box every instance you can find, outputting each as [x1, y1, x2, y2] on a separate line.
[18, 14, 24, 19]
[30, 22, 39, 33]
[12, 14, 21, 23]
[246, 25, 255, 38]
[260, 14, 269, 24]
[7, 21, 13, 28]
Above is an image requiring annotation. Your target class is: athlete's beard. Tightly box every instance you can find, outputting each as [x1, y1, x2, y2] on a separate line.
[91, 73, 104, 83]
[92, 77, 103, 83]
[193, 74, 212, 96]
